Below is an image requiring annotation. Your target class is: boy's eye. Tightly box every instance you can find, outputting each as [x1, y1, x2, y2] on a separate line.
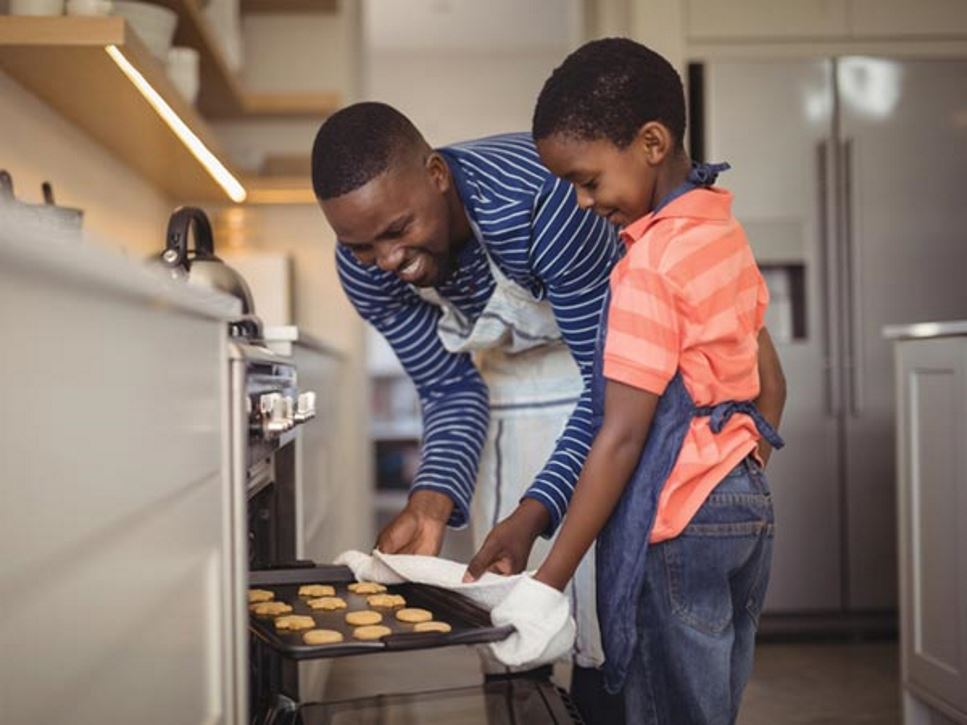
[582, 179, 598, 191]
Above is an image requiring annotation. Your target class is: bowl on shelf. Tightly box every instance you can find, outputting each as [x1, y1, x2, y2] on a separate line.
[9, 0, 65, 15]
[166, 46, 200, 104]
[111, 1, 177, 61]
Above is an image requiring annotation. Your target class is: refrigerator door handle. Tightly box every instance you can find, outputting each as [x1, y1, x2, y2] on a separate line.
[818, 140, 841, 417]
[839, 138, 862, 417]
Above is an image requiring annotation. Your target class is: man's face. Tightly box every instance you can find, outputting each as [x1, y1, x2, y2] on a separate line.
[537, 133, 657, 228]
[321, 154, 455, 287]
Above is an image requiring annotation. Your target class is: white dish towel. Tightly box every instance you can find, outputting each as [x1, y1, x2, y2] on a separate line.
[334, 549, 575, 669]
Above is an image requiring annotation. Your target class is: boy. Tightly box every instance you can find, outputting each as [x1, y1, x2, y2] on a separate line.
[483, 38, 786, 724]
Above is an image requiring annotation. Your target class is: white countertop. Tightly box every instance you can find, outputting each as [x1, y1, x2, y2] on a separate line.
[883, 320, 967, 340]
[0, 224, 240, 322]
[263, 325, 344, 358]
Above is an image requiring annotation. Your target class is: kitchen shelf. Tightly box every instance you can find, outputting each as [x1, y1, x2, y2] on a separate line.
[244, 175, 315, 205]
[241, 0, 338, 14]
[0, 16, 243, 202]
[157, 0, 341, 118]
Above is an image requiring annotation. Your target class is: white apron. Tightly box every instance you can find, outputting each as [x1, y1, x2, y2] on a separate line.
[416, 242, 604, 669]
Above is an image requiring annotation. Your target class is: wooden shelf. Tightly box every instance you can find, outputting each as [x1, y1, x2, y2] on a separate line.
[244, 175, 315, 205]
[0, 16, 244, 202]
[242, 0, 338, 14]
[157, 0, 341, 118]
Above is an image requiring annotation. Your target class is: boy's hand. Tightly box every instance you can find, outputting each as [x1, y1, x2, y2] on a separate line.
[375, 490, 452, 555]
[463, 499, 549, 581]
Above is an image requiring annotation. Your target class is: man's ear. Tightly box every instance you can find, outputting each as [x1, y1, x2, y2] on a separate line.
[635, 122, 675, 166]
[426, 152, 451, 194]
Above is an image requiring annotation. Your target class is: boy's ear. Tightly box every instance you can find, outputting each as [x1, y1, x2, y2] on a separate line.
[636, 122, 674, 165]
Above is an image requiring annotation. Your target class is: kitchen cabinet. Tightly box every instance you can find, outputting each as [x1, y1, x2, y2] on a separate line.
[686, 0, 850, 40]
[888, 325, 967, 725]
[686, 0, 967, 41]
[0, 225, 240, 723]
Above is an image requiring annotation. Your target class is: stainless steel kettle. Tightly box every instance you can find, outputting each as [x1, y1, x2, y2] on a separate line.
[160, 206, 263, 338]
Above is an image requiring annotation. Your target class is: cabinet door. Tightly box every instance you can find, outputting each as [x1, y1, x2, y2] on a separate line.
[0, 258, 233, 724]
[849, 0, 967, 38]
[896, 338, 967, 715]
[704, 59, 843, 611]
[687, 0, 848, 40]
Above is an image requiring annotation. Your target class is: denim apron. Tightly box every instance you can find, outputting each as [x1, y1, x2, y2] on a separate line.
[592, 162, 786, 693]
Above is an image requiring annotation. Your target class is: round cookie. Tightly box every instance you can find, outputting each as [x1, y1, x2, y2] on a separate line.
[251, 601, 292, 617]
[348, 582, 387, 594]
[298, 584, 336, 598]
[395, 607, 433, 623]
[413, 621, 452, 633]
[345, 610, 383, 626]
[248, 589, 274, 604]
[275, 615, 316, 631]
[353, 624, 392, 641]
[367, 593, 406, 608]
[306, 596, 347, 611]
[303, 629, 344, 645]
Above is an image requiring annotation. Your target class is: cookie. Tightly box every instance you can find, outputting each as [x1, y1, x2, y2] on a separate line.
[367, 593, 406, 608]
[348, 582, 387, 594]
[248, 589, 274, 604]
[251, 601, 292, 617]
[275, 615, 315, 631]
[353, 625, 392, 641]
[306, 596, 347, 611]
[395, 607, 433, 623]
[298, 584, 336, 598]
[413, 621, 452, 633]
[345, 610, 383, 626]
[303, 629, 344, 645]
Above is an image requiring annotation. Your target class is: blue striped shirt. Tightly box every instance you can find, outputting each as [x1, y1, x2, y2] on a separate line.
[336, 132, 622, 533]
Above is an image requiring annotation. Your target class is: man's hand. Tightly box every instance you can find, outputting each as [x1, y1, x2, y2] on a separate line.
[376, 490, 453, 555]
[463, 499, 550, 582]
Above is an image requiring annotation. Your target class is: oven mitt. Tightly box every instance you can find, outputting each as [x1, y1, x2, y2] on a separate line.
[334, 549, 526, 610]
[488, 574, 575, 668]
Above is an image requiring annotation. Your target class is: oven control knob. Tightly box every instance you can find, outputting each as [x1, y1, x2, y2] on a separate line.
[295, 391, 317, 422]
[265, 394, 289, 434]
[283, 396, 296, 430]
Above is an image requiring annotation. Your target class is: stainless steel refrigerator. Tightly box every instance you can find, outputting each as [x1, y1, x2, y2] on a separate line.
[696, 57, 967, 621]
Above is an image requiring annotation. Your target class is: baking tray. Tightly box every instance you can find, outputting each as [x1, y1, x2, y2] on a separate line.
[248, 564, 514, 660]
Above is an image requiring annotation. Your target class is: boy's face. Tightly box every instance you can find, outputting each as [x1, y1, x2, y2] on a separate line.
[320, 153, 456, 287]
[536, 126, 668, 228]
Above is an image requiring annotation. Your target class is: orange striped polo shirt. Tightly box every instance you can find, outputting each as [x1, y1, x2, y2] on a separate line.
[602, 186, 768, 543]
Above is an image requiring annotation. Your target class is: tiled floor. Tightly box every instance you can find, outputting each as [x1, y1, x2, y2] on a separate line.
[322, 640, 900, 723]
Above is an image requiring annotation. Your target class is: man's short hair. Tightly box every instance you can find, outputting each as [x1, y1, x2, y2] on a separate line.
[311, 102, 427, 200]
[532, 38, 686, 149]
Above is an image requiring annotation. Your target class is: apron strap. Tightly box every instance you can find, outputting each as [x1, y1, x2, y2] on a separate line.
[694, 400, 785, 450]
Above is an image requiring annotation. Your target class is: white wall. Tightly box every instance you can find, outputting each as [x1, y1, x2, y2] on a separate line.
[362, 0, 583, 144]
[0, 72, 171, 256]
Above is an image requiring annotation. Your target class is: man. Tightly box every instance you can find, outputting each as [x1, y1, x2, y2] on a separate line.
[311, 102, 784, 723]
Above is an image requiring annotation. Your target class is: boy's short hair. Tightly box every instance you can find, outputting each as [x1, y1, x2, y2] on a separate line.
[533, 38, 686, 149]
[312, 102, 427, 200]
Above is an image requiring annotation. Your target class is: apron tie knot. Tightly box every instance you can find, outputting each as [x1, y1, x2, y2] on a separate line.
[695, 400, 785, 449]
[688, 161, 731, 186]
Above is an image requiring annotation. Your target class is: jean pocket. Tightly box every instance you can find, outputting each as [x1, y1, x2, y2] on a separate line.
[660, 500, 774, 636]
[661, 534, 752, 636]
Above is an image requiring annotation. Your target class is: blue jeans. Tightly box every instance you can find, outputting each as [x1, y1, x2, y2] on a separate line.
[623, 458, 775, 725]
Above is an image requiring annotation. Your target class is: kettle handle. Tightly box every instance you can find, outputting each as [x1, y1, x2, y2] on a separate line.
[0, 170, 14, 202]
[163, 206, 215, 269]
